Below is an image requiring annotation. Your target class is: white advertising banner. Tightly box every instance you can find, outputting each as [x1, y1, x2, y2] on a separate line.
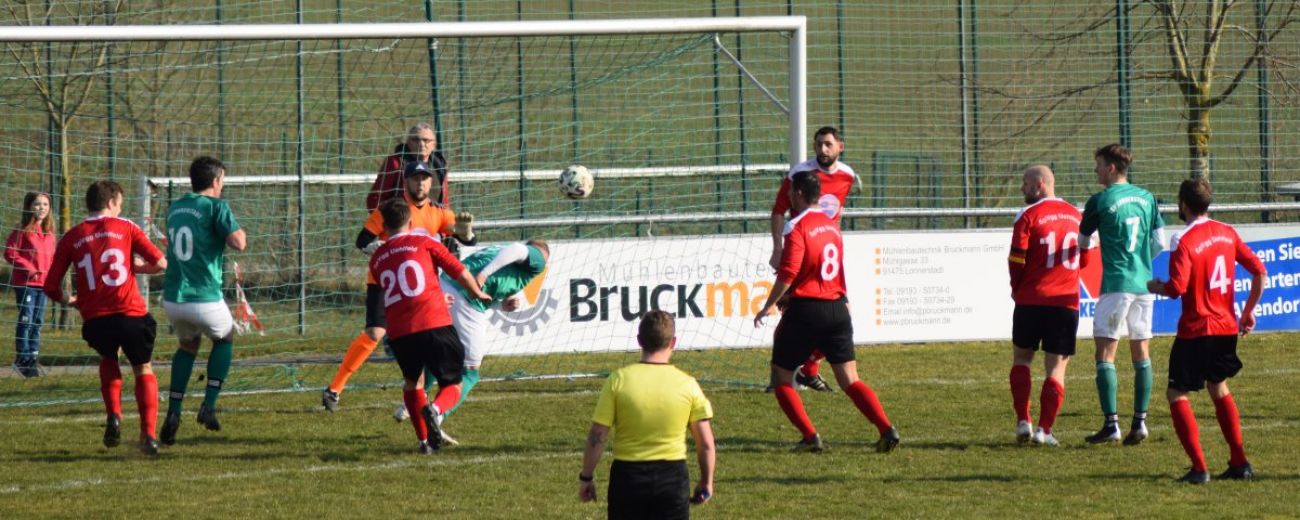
[475, 224, 1300, 357]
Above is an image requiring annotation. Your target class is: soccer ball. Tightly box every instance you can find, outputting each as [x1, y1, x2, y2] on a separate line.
[558, 164, 594, 199]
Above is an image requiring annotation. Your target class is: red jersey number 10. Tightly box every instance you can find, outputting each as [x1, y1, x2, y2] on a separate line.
[1038, 231, 1081, 270]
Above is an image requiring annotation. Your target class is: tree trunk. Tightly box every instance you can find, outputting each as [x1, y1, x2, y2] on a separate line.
[57, 122, 73, 232]
[1187, 105, 1212, 179]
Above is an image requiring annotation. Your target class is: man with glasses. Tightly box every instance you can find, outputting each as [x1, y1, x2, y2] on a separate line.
[367, 123, 449, 211]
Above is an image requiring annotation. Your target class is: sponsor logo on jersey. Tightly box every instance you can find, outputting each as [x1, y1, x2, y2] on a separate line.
[817, 194, 840, 219]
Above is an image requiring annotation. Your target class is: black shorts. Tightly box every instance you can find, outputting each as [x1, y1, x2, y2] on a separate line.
[388, 326, 465, 386]
[772, 297, 853, 371]
[1012, 305, 1078, 356]
[82, 314, 158, 366]
[608, 460, 689, 520]
[1168, 335, 1242, 392]
[364, 284, 385, 329]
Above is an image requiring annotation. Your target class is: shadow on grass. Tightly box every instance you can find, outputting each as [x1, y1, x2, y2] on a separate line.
[885, 474, 1023, 483]
[725, 475, 839, 485]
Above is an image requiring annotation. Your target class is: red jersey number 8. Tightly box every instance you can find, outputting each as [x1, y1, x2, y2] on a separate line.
[821, 243, 840, 281]
[380, 260, 426, 306]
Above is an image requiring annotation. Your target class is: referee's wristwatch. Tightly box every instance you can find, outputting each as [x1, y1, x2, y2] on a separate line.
[578, 473, 594, 482]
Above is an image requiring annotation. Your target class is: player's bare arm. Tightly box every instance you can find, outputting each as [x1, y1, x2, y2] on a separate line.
[452, 267, 492, 303]
[768, 213, 785, 271]
[1240, 267, 1266, 336]
[226, 228, 248, 251]
[754, 280, 792, 327]
[578, 423, 610, 502]
[689, 419, 715, 505]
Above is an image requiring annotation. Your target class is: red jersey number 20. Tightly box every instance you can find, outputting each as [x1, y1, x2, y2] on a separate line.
[380, 260, 427, 306]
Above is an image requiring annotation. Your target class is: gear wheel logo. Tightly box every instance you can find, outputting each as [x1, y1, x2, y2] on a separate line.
[490, 289, 560, 336]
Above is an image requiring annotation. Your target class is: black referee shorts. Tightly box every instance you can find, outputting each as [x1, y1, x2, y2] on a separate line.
[608, 459, 689, 520]
[1168, 335, 1242, 392]
[772, 297, 853, 371]
[364, 284, 385, 329]
[388, 326, 465, 387]
[82, 314, 157, 366]
[1012, 304, 1078, 356]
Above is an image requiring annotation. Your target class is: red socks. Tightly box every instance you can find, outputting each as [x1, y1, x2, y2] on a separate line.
[135, 373, 158, 440]
[773, 383, 817, 440]
[1009, 365, 1032, 423]
[98, 358, 123, 418]
[846, 381, 892, 434]
[403, 389, 429, 441]
[1213, 394, 1248, 466]
[1170, 399, 1207, 472]
[1038, 377, 1064, 434]
[432, 383, 462, 416]
[800, 351, 825, 377]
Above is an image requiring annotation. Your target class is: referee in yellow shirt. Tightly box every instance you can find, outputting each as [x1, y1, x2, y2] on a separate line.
[579, 310, 716, 519]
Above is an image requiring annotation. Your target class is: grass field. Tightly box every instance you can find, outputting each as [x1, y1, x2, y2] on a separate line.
[2, 332, 1298, 518]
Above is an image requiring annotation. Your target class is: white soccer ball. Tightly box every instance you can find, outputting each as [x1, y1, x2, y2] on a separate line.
[558, 164, 594, 199]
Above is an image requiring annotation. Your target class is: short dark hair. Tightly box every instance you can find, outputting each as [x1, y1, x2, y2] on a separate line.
[1179, 178, 1213, 216]
[1095, 143, 1132, 174]
[189, 156, 226, 192]
[790, 170, 821, 204]
[814, 126, 842, 143]
[637, 310, 675, 352]
[525, 238, 550, 258]
[86, 180, 124, 212]
[379, 197, 410, 232]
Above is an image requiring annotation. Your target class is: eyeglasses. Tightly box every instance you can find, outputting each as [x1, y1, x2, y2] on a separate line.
[409, 137, 436, 144]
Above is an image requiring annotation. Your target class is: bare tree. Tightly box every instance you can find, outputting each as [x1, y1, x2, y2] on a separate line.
[2, 0, 126, 231]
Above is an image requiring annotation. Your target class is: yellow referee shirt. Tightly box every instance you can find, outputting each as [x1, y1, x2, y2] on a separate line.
[592, 362, 713, 462]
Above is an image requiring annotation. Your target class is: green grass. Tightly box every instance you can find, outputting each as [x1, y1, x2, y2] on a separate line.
[2, 332, 1298, 518]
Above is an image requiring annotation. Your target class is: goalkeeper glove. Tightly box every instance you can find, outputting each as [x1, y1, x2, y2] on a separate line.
[455, 212, 475, 242]
[362, 239, 385, 255]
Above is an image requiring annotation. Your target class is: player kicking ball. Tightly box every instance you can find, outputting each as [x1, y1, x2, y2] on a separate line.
[1006, 166, 1084, 447]
[1147, 178, 1265, 484]
[43, 180, 168, 455]
[369, 198, 490, 453]
[754, 170, 898, 453]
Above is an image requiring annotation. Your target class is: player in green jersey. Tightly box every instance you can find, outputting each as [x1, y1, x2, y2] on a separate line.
[1079, 144, 1166, 446]
[159, 156, 248, 445]
[394, 239, 549, 445]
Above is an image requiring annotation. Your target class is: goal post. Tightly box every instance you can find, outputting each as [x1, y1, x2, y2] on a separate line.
[0, 17, 808, 405]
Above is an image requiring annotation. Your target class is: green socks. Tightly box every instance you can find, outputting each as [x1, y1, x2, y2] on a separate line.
[447, 368, 480, 417]
[202, 340, 233, 409]
[1096, 361, 1118, 417]
[168, 349, 197, 415]
[1134, 358, 1152, 416]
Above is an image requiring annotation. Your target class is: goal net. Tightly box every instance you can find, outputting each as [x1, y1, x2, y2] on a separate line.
[0, 18, 806, 406]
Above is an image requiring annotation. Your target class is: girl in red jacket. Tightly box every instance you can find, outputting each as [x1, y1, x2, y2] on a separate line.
[5, 192, 55, 377]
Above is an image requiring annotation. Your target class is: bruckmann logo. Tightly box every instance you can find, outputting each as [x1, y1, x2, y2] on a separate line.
[568, 278, 774, 322]
[490, 266, 560, 336]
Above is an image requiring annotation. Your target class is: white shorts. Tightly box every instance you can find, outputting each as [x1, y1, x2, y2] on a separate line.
[1092, 293, 1154, 340]
[163, 300, 235, 343]
[440, 278, 491, 367]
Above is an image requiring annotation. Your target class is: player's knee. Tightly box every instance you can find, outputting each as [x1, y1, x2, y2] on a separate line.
[364, 328, 385, 341]
[1166, 388, 1188, 402]
[178, 340, 201, 354]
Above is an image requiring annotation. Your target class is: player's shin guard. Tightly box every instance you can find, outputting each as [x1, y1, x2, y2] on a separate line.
[846, 380, 892, 434]
[1213, 394, 1248, 466]
[1133, 358, 1152, 416]
[402, 389, 429, 441]
[203, 340, 233, 409]
[1170, 399, 1207, 472]
[446, 368, 479, 417]
[800, 351, 825, 377]
[1009, 365, 1033, 423]
[98, 358, 123, 418]
[1039, 377, 1064, 433]
[431, 384, 462, 416]
[135, 373, 159, 439]
[1095, 361, 1118, 418]
[773, 383, 817, 440]
[167, 349, 196, 415]
[328, 333, 378, 393]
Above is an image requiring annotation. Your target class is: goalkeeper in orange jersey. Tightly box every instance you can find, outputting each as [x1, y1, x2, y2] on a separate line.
[321, 160, 476, 412]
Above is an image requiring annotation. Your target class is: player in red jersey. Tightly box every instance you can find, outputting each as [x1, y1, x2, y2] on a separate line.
[368, 198, 490, 453]
[1007, 166, 1086, 447]
[755, 170, 898, 453]
[1147, 178, 1265, 484]
[43, 180, 168, 455]
[767, 126, 858, 393]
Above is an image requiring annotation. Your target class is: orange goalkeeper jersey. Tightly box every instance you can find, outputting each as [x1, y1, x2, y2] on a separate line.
[361, 192, 455, 285]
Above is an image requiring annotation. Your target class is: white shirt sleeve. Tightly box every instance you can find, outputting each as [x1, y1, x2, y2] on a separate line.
[477, 243, 530, 280]
[1149, 227, 1168, 255]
